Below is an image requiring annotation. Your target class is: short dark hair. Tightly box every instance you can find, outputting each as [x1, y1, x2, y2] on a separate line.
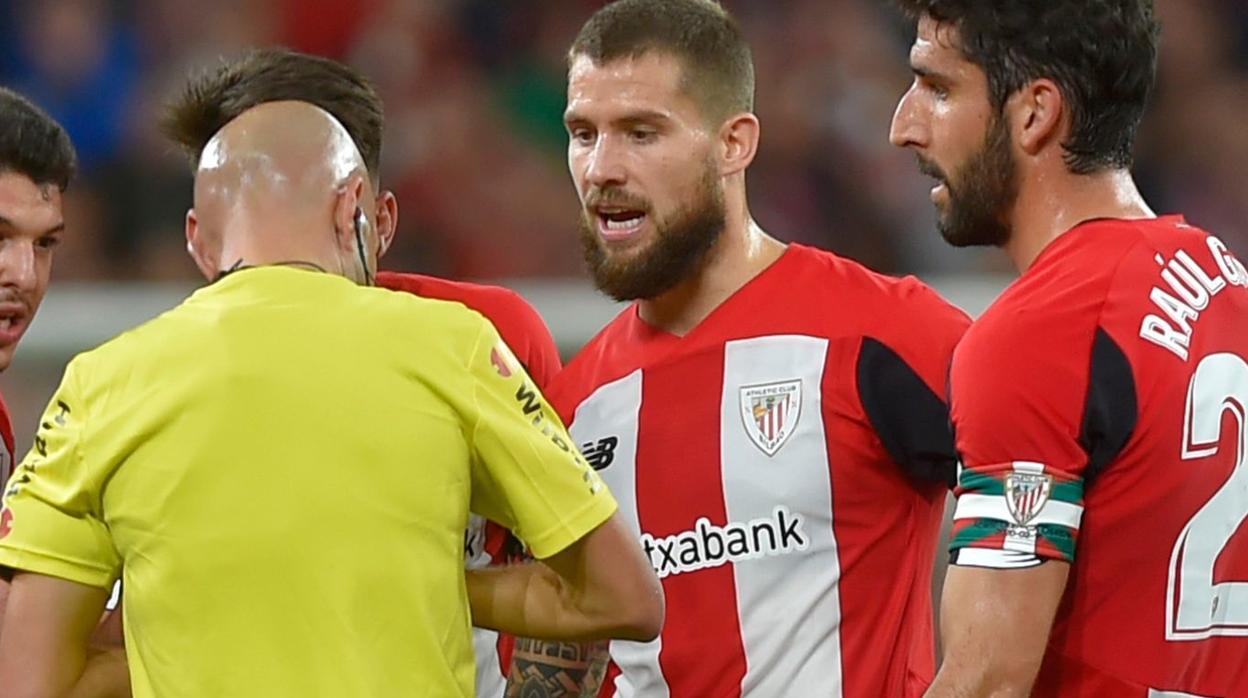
[0, 87, 77, 191]
[569, 0, 755, 123]
[897, 0, 1160, 174]
[162, 48, 384, 182]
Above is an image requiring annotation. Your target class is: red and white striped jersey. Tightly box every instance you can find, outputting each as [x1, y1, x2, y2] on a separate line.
[546, 244, 970, 697]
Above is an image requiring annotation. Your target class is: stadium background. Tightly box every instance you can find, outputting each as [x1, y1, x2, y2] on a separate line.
[0, 0, 1245, 454]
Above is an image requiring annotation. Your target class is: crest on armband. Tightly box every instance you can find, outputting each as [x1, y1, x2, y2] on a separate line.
[1004, 472, 1053, 526]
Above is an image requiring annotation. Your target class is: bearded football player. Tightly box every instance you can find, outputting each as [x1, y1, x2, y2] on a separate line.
[508, 1, 971, 696]
[891, 1, 1248, 695]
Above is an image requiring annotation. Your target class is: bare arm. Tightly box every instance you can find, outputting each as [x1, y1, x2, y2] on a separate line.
[91, 600, 125, 647]
[467, 512, 663, 643]
[0, 577, 130, 698]
[67, 645, 131, 698]
[925, 562, 1069, 698]
[76, 596, 129, 698]
[0, 577, 8, 635]
[504, 638, 609, 698]
[0, 571, 112, 698]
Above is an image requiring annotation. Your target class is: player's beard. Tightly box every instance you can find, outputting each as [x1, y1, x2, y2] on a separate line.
[578, 167, 725, 302]
[921, 113, 1018, 248]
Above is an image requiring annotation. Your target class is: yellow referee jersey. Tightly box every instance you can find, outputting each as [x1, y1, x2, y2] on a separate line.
[0, 266, 616, 697]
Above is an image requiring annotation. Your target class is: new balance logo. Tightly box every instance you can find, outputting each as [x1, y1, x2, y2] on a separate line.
[640, 505, 809, 579]
[580, 436, 618, 471]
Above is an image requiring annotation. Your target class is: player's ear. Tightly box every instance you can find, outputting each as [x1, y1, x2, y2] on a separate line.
[184, 209, 218, 281]
[719, 112, 760, 177]
[374, 189, 399, 259]
[1010, 78, 1064, 159]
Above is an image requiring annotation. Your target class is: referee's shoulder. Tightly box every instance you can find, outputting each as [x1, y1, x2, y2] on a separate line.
[356, 283, 498, 344]
[54, 301, 190, 386]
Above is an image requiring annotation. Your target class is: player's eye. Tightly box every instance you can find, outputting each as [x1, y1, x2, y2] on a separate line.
[36, 235, 61, 251]
[923, 79, 950, 100]
[629, 128, 657, 144]
[570, 128, 596, 146]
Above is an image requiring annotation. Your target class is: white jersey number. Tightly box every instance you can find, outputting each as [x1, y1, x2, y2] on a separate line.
[1166, 353, 1248, 640]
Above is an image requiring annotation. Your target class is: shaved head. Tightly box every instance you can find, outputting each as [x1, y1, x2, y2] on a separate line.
[193, 100, 367, 240]
[183, 100, 384, 285]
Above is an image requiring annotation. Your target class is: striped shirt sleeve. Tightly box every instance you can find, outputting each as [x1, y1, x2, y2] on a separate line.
[950, 460, 1083, 566]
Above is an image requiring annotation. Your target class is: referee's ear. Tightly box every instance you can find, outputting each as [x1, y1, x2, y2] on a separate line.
[184, 208, 218, 281]
[331, 174, 368, 256]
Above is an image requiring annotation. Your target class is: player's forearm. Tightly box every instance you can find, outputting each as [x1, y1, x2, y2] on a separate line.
[467, 562, 608, 641]
[0, 578, 8, 635]
[924, 661, 1036, 698]
[467, 562, 655, 642]
[924, 563, 1068, 698]
[504, 637, 608, 698]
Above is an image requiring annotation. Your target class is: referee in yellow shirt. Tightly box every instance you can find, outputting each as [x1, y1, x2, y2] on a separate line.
[0, 100, 662, 698]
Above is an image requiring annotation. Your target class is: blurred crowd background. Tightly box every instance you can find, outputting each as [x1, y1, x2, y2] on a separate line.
[2, 0, 1245, 285]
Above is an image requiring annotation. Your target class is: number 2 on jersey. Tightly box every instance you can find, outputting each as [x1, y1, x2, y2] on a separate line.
[1167, 352, 1248, 641]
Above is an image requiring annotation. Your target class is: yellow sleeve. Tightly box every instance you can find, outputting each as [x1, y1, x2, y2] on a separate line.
[0, 358, 120, 588]
[461, 319, 617, 559]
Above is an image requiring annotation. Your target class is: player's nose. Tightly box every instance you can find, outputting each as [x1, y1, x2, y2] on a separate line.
[889, 88, 927, 150]
[584, 137, 628, 189]
[0, 241, 39, 294]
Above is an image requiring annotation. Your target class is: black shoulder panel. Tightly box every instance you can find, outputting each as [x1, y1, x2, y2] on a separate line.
[1079, 328, 1139, 487]
[858, 337, 958, 487]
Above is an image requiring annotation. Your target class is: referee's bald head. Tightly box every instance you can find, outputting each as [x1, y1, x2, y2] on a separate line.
[193, 101, 366, 235]
[184, 100, 382, 284]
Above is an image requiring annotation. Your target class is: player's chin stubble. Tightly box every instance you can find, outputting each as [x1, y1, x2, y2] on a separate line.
[579, 169, 726, 302]
[933, 114, 1018, 248]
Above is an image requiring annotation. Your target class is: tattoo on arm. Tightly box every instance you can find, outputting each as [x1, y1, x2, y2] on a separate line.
[506, 638, 610, 698]
[579, 642, 610, 698]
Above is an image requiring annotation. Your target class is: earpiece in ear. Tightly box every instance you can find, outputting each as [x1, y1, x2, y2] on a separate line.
[352, 207, 373, 285]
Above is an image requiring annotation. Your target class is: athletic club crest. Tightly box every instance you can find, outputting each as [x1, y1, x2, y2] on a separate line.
[1004, 472, 1053, 526]
[739, 380, 802, 457]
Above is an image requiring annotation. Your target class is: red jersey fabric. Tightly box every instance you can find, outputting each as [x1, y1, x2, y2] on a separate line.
[949, 217, 1248, 697]
[376, 272, 561, 390]
[0, 391, 14, 536]
[545, 244, 970, 697]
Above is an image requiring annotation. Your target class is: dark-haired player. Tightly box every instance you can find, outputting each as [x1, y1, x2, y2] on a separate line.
[0, 85, 77, 633]
[891, 2, 1248, 695]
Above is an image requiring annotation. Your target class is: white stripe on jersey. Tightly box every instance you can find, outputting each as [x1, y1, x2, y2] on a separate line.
[1148, 690, 1215, 698]
[567, 370, 669, 698]
[472, 629, 505, 698]
[953, 494, 1084, 529]
[721, 335, 843, 697]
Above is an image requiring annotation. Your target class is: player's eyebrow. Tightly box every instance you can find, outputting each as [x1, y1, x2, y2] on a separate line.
[0, 215, 65, 236]
[910, 63, 950, 83]
[564, 109, 673, 128]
